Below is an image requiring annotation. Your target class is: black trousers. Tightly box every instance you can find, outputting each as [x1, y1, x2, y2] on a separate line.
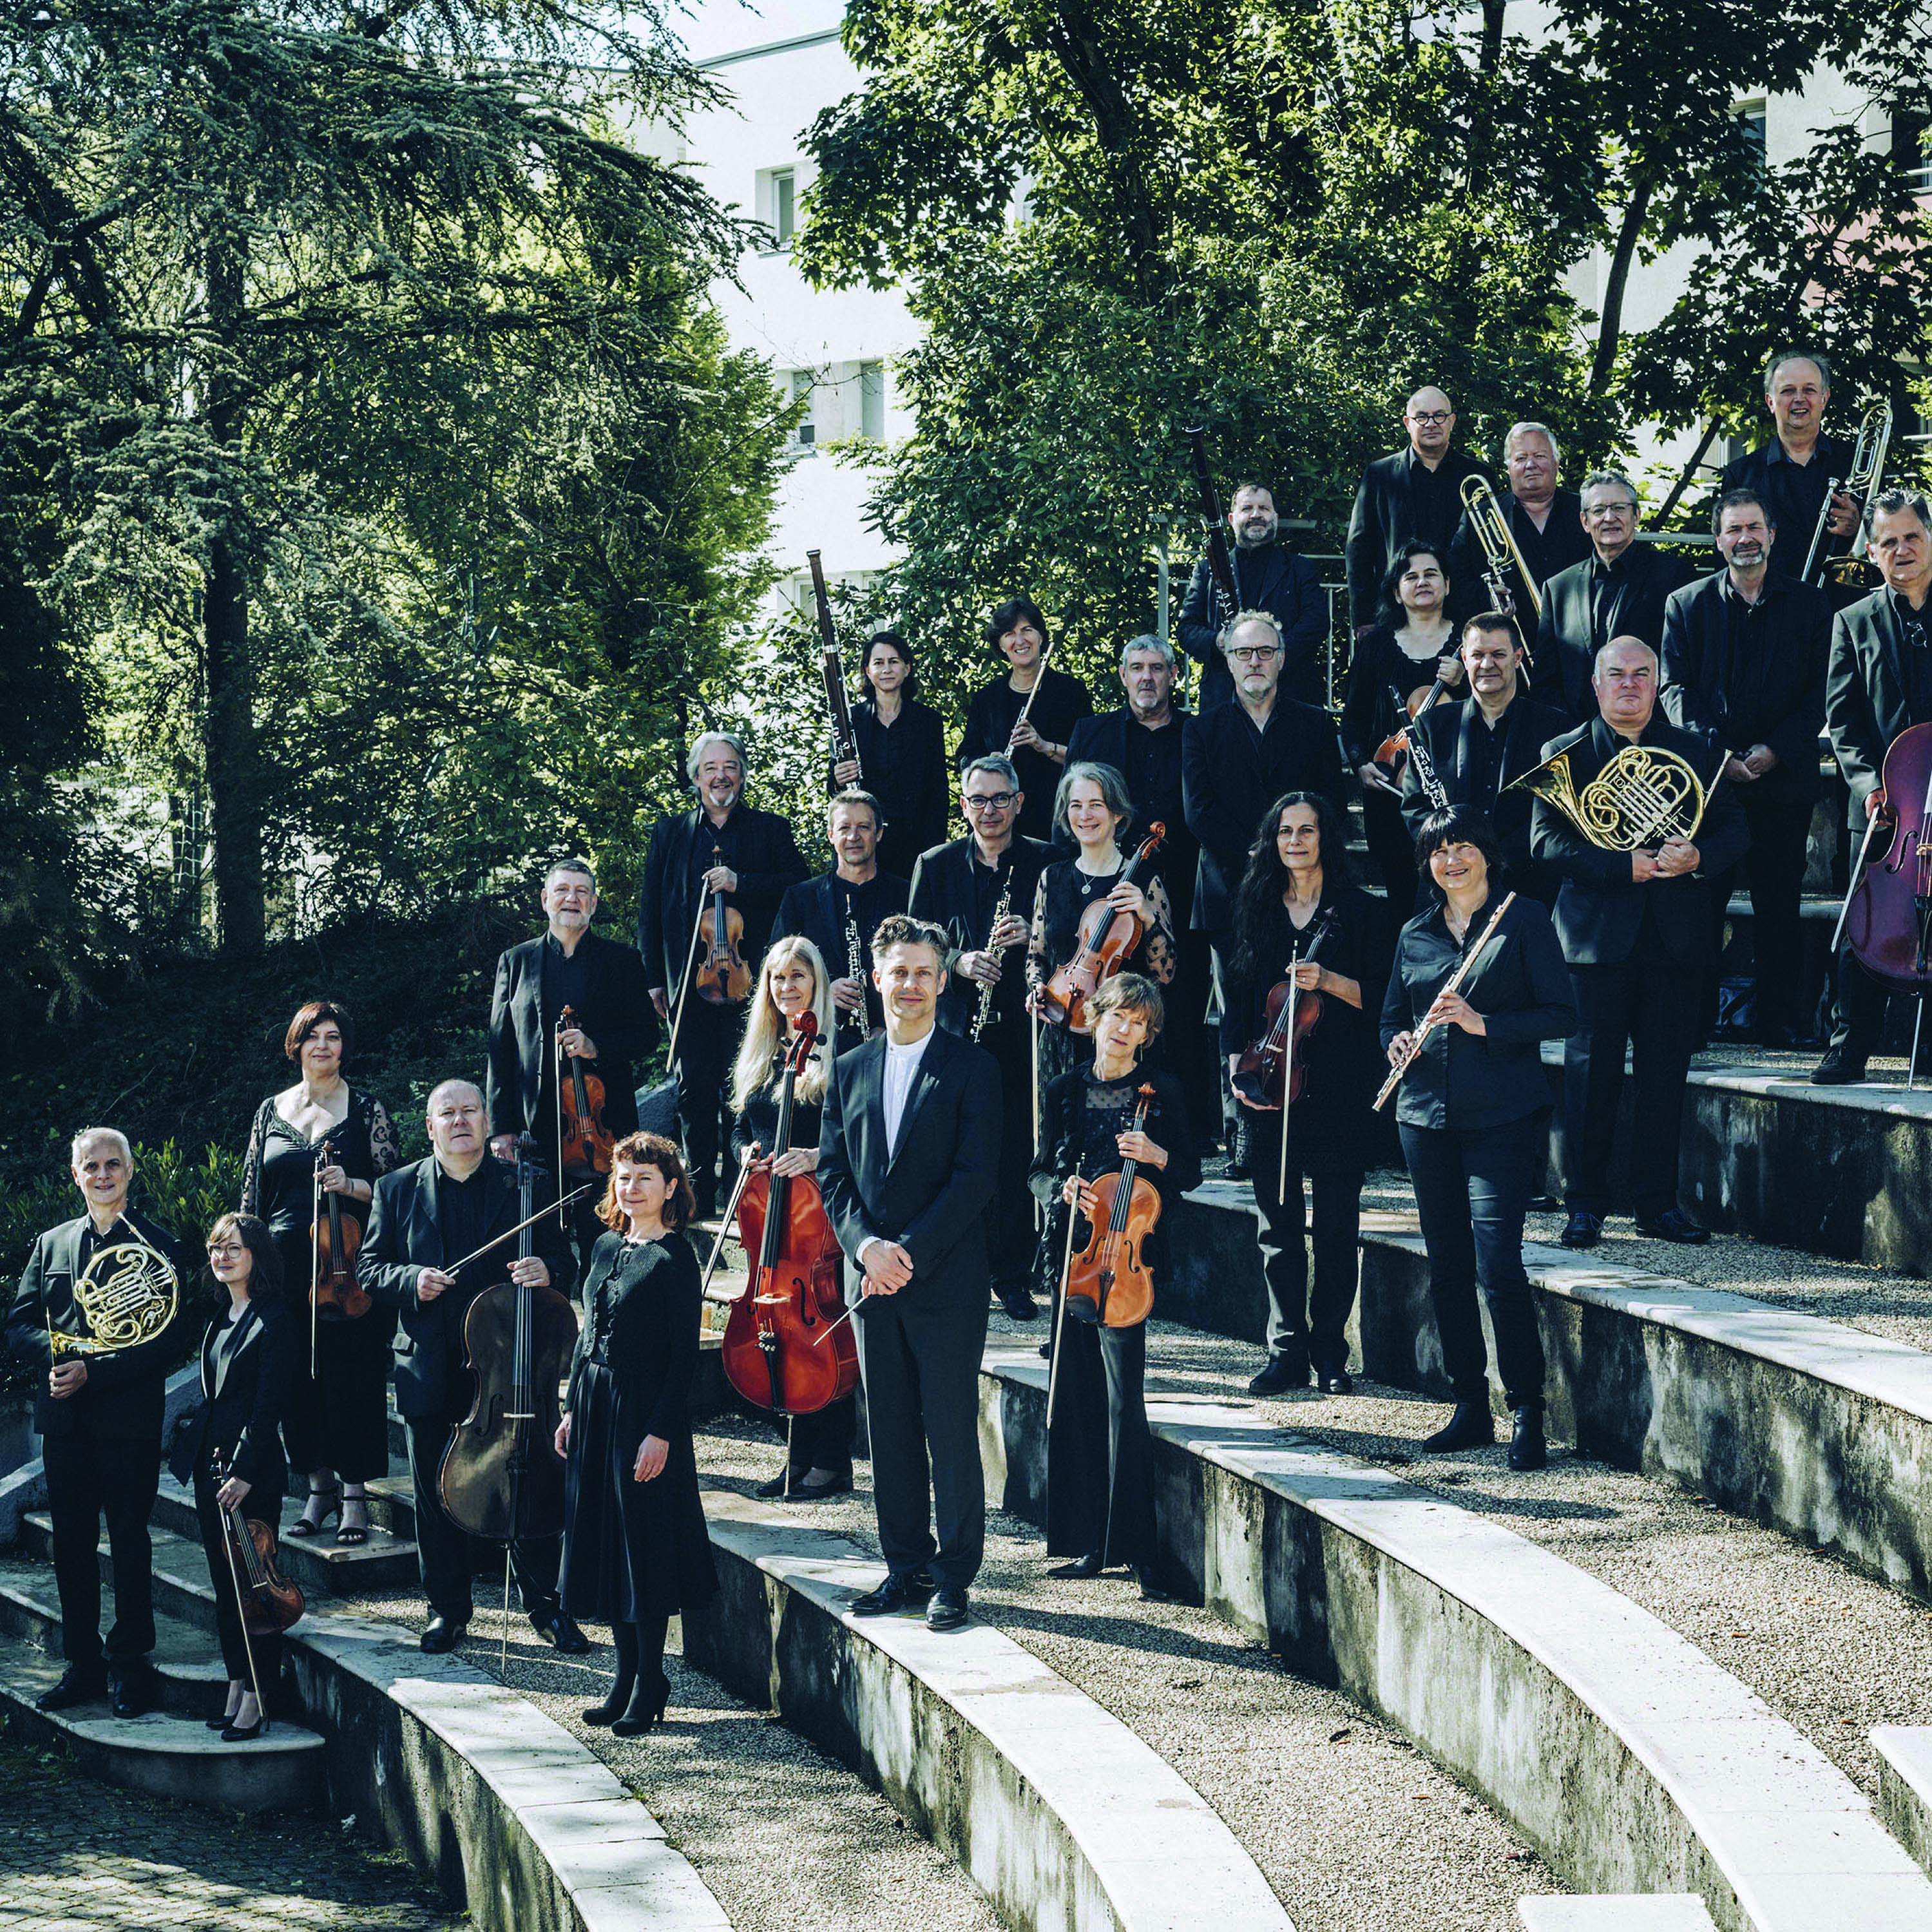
[673, 998, 739, 1207]
[1167, 922, 1223, 1153]
[980, 1020, 1034, 1292]
[1563, 922, 1704, 1219]
[1727, 789, 1815, 1036]
[852, 1292, 988, 1589]
[405, 1410, 562, 1625]
[1401, 1114, 1547, 1411]
[1830, 943, 1926, 1064]
[1362, 787, 1418, 908]
[44, 1426, 158, 1670]
[771, 1392, 857, 1473]
[1046, 1318, 1154, 1571]
[1251, 1145, 1363, 1373]
[194, 1469, 283, 1688]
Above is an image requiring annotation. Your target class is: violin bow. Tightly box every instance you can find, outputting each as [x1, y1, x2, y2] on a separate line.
[439, 1185, 595, 1279]
[1278, 938, 1299, 1210]
[214, 1449, 269, 1729]
[664, 883, 713, 1073]
[700, 1162, 756, 1302]
[311, 1150, 323, 1377]
[1830, 805, 1886, 956]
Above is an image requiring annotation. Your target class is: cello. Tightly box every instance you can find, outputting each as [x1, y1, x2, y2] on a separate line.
[1043, 824, 1166, 1034]
[555, 1002, 615, 1198]
[720, 1013, 857, 1426]
[1841, 721, 1932, 1079]
[1062, 1084, 1162, 1329]
[693, 843, 753, 1005]
[1231, 908, 1338, 1110]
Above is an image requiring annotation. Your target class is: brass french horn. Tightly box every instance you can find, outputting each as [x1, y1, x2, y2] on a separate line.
[1506, 743, 1708, 852]
[51, 1237, 179, 1356]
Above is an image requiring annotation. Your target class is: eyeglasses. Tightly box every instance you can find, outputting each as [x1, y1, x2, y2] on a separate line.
[1408, 410, 1452, 425]
[963, 792, 1017, 812]
[1227, 645, 1279, 665]
[1584, 501, 1638, 520]
[206, 1241, 245, 1259]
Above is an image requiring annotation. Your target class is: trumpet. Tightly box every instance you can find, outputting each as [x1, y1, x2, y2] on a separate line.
[1507, 742, 1708, 852]
[1460, 475, 1542, 632]
[1799, 403, 1892, 589]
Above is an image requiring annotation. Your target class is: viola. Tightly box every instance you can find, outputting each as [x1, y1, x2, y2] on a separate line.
[1844, 722, 1932, 995]
[1232, 909, 1337, 1109]
[1043, 823, 1166, 1034]
[439, 1138, 576, 1542]
[1063, 1084, 1161, 1329]
[555, 1003, 615, 1184]
[212, 1448, 303, 1636]
[310, 1133, 370, 1321]
[1373, 674, 1453, 783]
[694, 843, 753, 1006]
[720, 1014, 858, 1419]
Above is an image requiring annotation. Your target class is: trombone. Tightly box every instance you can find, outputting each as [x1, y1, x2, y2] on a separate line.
[1799, 402, 1892, 589]
[1459, 475, 1541, 649]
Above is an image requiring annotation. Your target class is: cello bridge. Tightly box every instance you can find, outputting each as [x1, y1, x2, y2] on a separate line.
[504, 1411, 536, 1421]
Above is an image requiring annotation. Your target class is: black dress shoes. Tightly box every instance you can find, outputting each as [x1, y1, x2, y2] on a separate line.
[110, 1669, 155, 1720]
[754, 1466, 808, 1499]
[926, 1588, 970, 1632]
[1559, 1210, 1603, 1250]
[535, 1610, 591, 1655]
[850, 1573, 935, 1616]
[1131, 1565, 1171, 1603]
[995, 1283, 1038, 1321]
[420, 1615, 468, 1654]
[791, 1466, 854, 1500]
[1422, 1401, 1496, 1453]
[35, 1666, 107, 1714]
[1047, 1553, 1103, 1580]
[1634, 1207, 1711, 1245]
[1508, 1406, 1549, 1472]
[1247, 1355, 1309, 1397]
[1810, 1046, 1866, 1086]
[1315, 1368, 1353, 1395]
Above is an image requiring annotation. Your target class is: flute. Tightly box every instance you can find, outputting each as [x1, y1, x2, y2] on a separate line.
[1372, 892, 1516, 1112]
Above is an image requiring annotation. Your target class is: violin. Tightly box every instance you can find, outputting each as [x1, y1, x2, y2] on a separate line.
[1844, 722, 1932, 995]
[439, 1138, 576, 1542]
[310, 1133, 370, 1321]
[720, 1015, 858, 1418]
[212, 1448, 303, 1636]
[1062, 1084, 1161, 1329]
[1043, 823, 1166, 1034]
[1373, 674, 1453, 783]
[1232, 910, 1337, 1109]
[555, 1003, 615, 1185]
[694, 843, 753, 1005]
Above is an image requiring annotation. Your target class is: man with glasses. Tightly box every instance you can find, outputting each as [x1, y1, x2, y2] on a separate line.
[1346, 386, 1491, 640]
[1178, 481, 1329, 707]
[1447, 421, 1592, 637]
[1532, 471, 1690, 722]
[909, 758, 1056, 1317]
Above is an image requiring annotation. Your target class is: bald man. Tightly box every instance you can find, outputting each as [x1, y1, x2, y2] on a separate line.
[1346, 385, 1491, 637]
[359, 1080, 582, 1655]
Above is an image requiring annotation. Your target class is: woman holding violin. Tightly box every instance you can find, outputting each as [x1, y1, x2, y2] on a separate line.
[558, 1134, 716, 1737]
[239, 1000, 399, 1547]
[1030, 975, 1198, 1599]
[1341, 542, 1466, 904]
[1380, 807, 1575, 1471]
[1223, 793, 1382, 1399]
[727, 937, 856, 1500]
[832, 631, 950, 883]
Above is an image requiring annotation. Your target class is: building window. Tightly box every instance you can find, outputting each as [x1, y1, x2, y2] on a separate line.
[763, 167, 796, 249]
[860, 361, 886, 439]
[789, 369, 816, 450]
[1896, 112, 1931, 193]
[1735, 100, 1766, 174]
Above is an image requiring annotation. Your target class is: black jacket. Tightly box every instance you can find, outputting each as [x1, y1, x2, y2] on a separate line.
[358, 1154, 577, 1419]
[956, 667, 1096, 845]
[486, 931, 656, 1145]
[832, 696, 951, 872]
[816, 1026, 1001, 1310]
[1181, 697, 1349, 933]
[1064, 707, 1198, 909]
[1379, 892, 1576, 1132]
[636, 804, 807, 999]
[1346, 445, 1491, 631]
[1659, 569, 1830, 803]
[169, 1298, 298, 1498]
[1397, 693, 1572, 888]
[1176, 545, 1328, 707]
[1532, 544, 1692, 721]
[1446, 488, 1592, 632]
[1824, 586, 1932, 829]
[1529, 716, 1750, 965]
[1717, 434, 1855, 564]
[908, 834, 1056, 1037]
[774, 867, 911, 1035]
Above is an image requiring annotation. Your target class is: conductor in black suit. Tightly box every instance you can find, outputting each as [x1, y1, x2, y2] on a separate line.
[486, 856, 657, 1263]
[818, 915, 1001, 1631]
[359, 1079, 584, 1656]
[1532, 640, 1749, 1249]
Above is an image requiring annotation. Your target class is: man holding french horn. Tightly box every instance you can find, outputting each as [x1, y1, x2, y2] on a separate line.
[6, 1127, 181, 1717]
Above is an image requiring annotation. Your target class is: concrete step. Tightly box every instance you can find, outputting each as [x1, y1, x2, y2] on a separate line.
[144, 1478, 420, 1594]
[1520, 1903, 1717, 1931]
[1874, 1726, 1932, 1879]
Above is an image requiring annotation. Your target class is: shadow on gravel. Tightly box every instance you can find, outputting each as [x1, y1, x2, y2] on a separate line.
[977, 1598, 1282, 1675]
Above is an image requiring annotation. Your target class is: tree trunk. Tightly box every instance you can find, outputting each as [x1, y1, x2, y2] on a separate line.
[1589, 173, 1655, 396]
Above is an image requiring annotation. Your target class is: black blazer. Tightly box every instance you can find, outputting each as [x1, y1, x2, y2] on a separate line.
[1181, 697, 1349, 933]
[775, 869, 912, 975]
[1446, 488, 1592, 632]
[358, 1154, 577, 1419]
[1659, 569, 1830, 803]
[908, 834, 1057, 1036]
[1825, 587, 1932, 828]
[169, 1299, 298, 1497]
[1064, 707, 1198, 901]
[1398, 693, 1573, 883]
[636, 804, 808, 999]
[1717, 435, 1855, 559]
[1346, 445, 1491, 630]
[956, 667, 1096, 845]
[6, 1208, 181, 1440]
[832, 698, 951, 867]
[816, 1026, 1001, 1310]
[1531, 545, 1692, 721]
[1529, 716, 1750, 965]
[1176, 545, 1328, 707]
[486, 931, 656, 1144]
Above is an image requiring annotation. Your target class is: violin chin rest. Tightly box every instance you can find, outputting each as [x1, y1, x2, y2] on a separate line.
[1062, 1296, 1102, 1326]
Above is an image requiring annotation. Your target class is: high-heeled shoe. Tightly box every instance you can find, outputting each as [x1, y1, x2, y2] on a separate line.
[581, 1679, 638, 1728]
[287, 1483, 341, 1539]
[221, 1715, 269, 1743]
[611, 1675, 671, 1738]
[205, 1712, 238, 1731]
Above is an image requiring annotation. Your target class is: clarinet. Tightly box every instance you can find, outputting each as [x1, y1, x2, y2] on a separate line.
[971, 871, 1016, 1042]
[1408, 719, 1449, 810]
[845, 906, 868, 1037]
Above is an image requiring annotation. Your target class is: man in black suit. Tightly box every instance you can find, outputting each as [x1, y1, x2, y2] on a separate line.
[1814, 490, 1932, 1083]
[1446, 421, 1591, 639]
[818, 915, 1001, 1631]
[359, 1080, 584, 1656]
[486, 856, 657, 1264]
[1176, 482, 1329, 707]
[6, 1129, 180, 1718]
[1346, 385, 1489, 638]
[1660, 490, 1831, 1045]
[1717, 350, 1860, 584]
[638, 731, 808, 1216]
[775, 789, 910, 1046]
[910, 757, 1054, 1319]
[1532, 472, 1692, 722]
[1399, 615, 1569, 907]
[1532, 639, 1749, 1248]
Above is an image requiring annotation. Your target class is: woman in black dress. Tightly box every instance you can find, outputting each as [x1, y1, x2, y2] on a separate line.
[1222, 792, 1383, 1397]
[957, 596, 1094, 845]
[558, 1132, 717, 1737]
[171, 1212, 298, 1741]
[832, 631, 950, 881]
[727, 935, 854, 1500]
[1341, 542, 1465, 904]
[238, 1000, 400, 1547]
[1381, 806, 1576, 1471]
[1030, 974, 1200, 1599]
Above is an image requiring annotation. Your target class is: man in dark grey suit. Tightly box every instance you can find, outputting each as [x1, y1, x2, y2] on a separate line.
[818, 915, 1001, 1631]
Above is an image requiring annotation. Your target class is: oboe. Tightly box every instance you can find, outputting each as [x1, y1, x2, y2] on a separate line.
[972, 872, 1016, 1042]
[1373, 892, 1516, 1111]
[845, 907, 867, 1037]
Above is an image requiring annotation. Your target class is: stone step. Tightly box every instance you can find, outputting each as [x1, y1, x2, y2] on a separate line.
[1873, 1726, 1932, 1879]
[1519, 1903, 1717, 1931]
[146, 1477, 420, 1594]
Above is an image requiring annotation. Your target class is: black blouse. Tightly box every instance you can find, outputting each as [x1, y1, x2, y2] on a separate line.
[566, 1230, 702, 1444]
[836, 697, 950, 865]
[731, 1078, 826, 1167]
[1026, 857, 1178, 996]
[1339, 625, 1462, 767]
[240, 1088, 400, 1237]
[957, 667, 1095, 844]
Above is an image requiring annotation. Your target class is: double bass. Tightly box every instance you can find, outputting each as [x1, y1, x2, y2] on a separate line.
[1841, 722, 1932, 1075]
[555, 1002, 615, 1201]
[1042, 824, 1167, 1034]
[1232, 908, 1338, 1110]
[1062, 1084, 1162, 1329]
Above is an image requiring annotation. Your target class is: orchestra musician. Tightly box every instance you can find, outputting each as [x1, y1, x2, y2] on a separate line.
[1399, 615, 1569, 909]
[729, 937, 856, 1500]
[1380, 809, 1577, 1469]
[7, 1128, 182, 1718]
[774, 790, 910, 1045]
[358, 1080, 586, 1655]
[557, 1133, 716, 1737]
[1814, 490, 1932, 1084]
[818, 915, 1001, 1632]
[1531, 639, 1748, 1248]
[1177, 481, 1328, 708]
[238, 1001, 399, 1550]
[1446, 422, 1591, 635]
[1717, 351, 1860, 579]
[830, 631, 950, 883]
[1222, 794, 1381, 1397]
[1660, 490, 1831, 1047]
[1341, 541, 1466, 904]
[169, 1212, 297, 1741]
[638, 731, 807, 1219]
[909, 757, 1055, 1320]
[1346, 386, 1490, 640]
[956, 597, 1095, 845]
[1029, 973, 1199, 1600]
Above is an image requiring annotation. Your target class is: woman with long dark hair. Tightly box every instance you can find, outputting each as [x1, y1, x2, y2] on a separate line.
[833, 631, 950, 881]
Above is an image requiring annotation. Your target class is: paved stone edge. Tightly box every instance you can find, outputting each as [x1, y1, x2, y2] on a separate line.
[1873, 1726, 1932, 1879]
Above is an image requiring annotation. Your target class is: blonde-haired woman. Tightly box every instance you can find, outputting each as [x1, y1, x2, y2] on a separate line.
[729, 936, 852, 1500]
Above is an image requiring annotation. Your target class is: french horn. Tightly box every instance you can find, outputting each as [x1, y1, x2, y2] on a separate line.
[51, 1237, 179, 1356]
[1507, 743, 1708, 852]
